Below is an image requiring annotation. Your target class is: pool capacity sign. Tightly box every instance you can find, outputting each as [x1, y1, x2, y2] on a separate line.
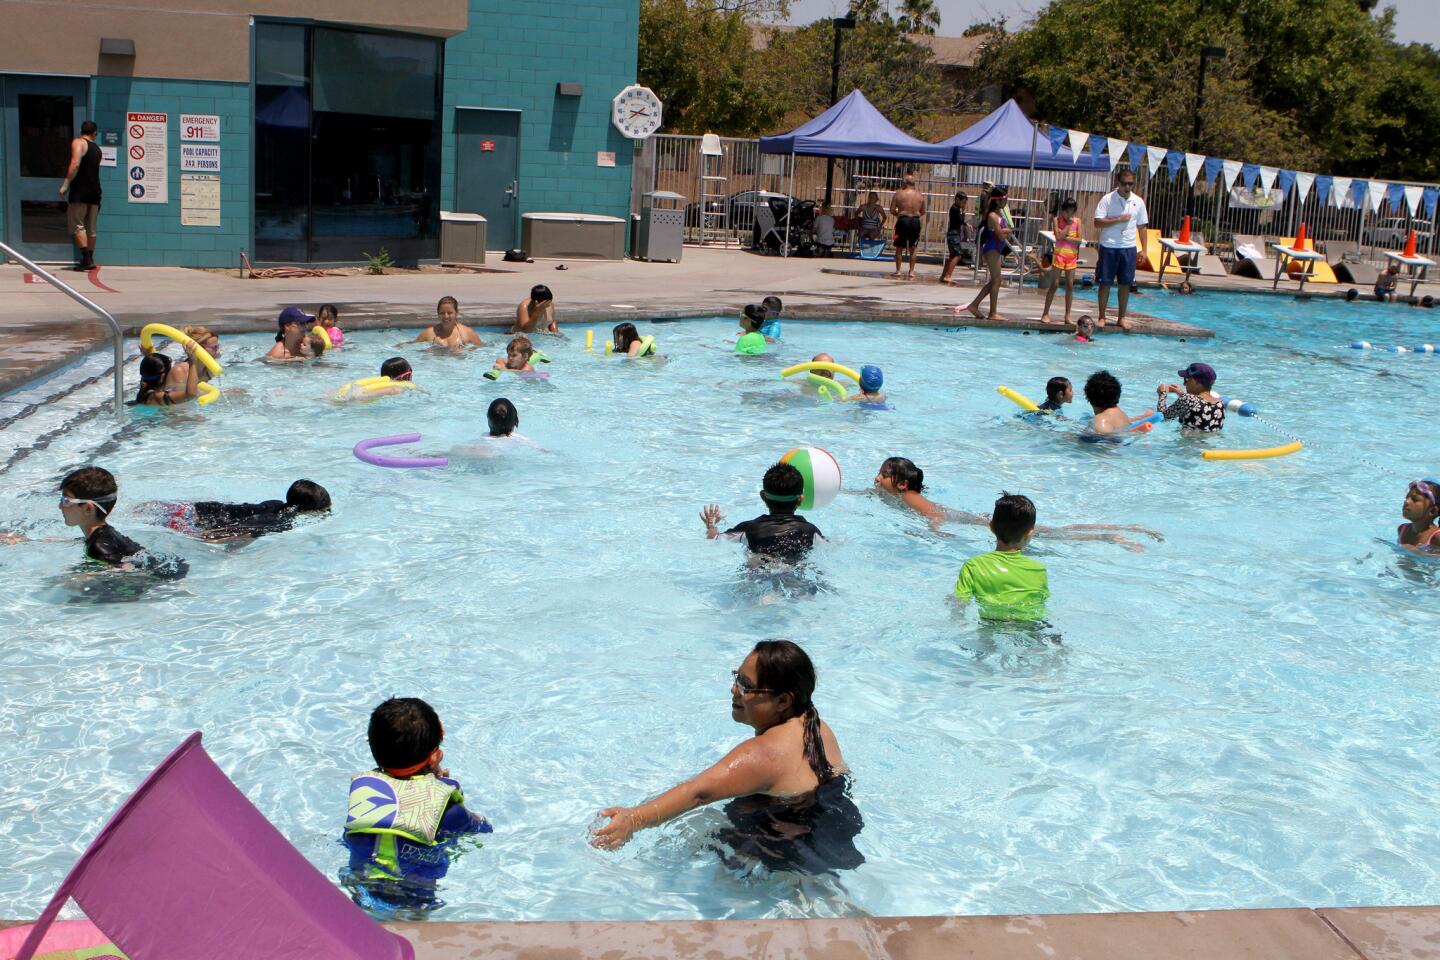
[125, 112, 168, 204]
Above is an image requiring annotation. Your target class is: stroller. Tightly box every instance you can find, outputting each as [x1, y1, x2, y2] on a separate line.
[753, 198, 818, 256]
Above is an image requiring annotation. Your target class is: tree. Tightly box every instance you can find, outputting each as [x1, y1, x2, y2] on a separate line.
[896, 0, 940, 34]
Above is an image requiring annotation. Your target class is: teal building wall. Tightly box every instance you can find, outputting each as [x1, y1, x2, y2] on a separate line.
[441, 0, 639, 223]
[90, 78, 251, 268]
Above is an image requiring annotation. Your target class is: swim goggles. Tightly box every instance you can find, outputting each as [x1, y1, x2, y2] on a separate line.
[60, 494, 116, 514]
[1410, 479, 1440, 506]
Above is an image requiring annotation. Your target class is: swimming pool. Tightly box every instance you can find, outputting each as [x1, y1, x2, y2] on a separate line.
[1, 292, 1437, 922]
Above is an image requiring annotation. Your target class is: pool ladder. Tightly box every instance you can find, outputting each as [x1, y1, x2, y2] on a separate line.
[0, 241, 124, 417]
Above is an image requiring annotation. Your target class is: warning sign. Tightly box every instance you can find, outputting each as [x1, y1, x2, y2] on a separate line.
[125, 112, 167, 204]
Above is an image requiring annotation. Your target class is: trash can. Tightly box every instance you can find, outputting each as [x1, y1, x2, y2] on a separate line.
[636, 191, 686, 263]
[439, 211, 487, 265]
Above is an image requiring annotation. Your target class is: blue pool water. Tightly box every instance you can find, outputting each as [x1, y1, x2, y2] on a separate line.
[1, 292, 1438, 921]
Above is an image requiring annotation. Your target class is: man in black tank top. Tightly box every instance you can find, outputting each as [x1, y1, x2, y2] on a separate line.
[60, 120, 102, 271]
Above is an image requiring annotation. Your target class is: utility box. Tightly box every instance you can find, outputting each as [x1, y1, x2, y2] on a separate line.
[439, 211, 487, 265]
[522, 213, 626, 260]
[636, 191, 686, 262]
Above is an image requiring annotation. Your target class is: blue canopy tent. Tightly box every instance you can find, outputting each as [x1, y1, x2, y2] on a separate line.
[759, 90, 954, 254]
[934, 99, 1109, 283]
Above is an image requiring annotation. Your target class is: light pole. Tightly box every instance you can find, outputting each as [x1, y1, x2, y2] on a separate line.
[1186, 44, 1226, 217]
[824, 15, 857, 207]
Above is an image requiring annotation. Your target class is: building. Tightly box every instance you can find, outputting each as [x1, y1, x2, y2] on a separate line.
[0, 0, 639, 266]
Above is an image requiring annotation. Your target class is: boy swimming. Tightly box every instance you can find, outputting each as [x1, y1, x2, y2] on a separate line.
[139, 479, 331, 543]
[736, 305, 770, 355]
[343, 697, 491, 909]
[759, 296, 783, 339]
[701, 462, 824, 564]
[1083, 370, 1137, 435]
[842, 365, 885, 404]
[58, 467, 187, 577]
[1038, 376, 1072, 412]
[494, 335, 536, 372]
[415, 296, 484, 348]
[953, 493, 1049, 621]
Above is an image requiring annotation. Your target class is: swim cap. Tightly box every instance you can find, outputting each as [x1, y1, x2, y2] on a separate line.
[860, 365, 883, 391]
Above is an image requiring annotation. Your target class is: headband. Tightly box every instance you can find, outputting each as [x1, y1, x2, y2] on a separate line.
[761, 490, 801, 503]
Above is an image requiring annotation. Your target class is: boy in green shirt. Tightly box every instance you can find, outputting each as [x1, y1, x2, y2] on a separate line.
[953, 492, 1049, 621]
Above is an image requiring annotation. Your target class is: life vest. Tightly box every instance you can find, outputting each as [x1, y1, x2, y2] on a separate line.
[346, 771, 463, 846]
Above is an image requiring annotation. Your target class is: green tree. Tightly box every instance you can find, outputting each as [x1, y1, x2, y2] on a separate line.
[896, 0, 940, 35]
[637, 0, 789, 135]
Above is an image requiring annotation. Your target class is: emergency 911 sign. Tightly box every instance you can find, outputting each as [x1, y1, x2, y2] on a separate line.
[125, 112, 168, 204]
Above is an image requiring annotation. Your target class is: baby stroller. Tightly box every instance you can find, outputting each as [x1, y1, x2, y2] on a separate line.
[753, 198, 818, 256]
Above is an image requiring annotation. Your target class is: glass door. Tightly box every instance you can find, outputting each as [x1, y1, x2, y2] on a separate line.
[1, 75, 90, 262]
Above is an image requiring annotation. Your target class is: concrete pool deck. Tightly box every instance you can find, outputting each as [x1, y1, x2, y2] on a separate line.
[379, 906, 1440, 958]
[0, 247, 1219, 399]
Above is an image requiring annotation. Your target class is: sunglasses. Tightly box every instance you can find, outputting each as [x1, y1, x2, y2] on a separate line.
[731, 670, 776, 696]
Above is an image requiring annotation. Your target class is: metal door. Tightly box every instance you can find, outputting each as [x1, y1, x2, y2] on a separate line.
[1, 75, 90, 262]
[455, 108, 520, 249]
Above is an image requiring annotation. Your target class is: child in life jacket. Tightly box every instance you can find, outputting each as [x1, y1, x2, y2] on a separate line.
[343, 698, 491, 910]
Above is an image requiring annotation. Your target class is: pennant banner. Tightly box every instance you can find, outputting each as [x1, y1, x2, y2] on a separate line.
[1258, 166, 1278, 193]
[1316, 174, 1334, 206]
[1184, 152, 1205, 185]
[1277, 169, 1296, 197]
[1425, 187, 1440, 219]
[1241, 162, 1260, 189]
[1404, 185, 1423, 216]
[1330, 176, 1350, 208]
[1106, 137, 1127, 171]
[1294, 171, 1314, 205]
[1127, 142, 1145, 172]
[1146, 144, 1167, 174]
[1222, 159, 1242, 191]
[1386, 182, 1405, 211]
[1204, 156, 1223, 182]
[1090, 137, 1107, 163]
[1068, 130, 1089, 163]
[1365, 179, 1385, 212]
[1046, 125, 1068, 155]
[1164, 149, 1184, 177]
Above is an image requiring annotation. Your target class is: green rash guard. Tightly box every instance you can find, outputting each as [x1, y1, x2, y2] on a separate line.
[736, 331, 768, 355]
[954, 549, 1049, 621]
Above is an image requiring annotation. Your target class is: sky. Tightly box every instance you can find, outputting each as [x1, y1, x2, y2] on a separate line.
[782, 0, 1439, 47]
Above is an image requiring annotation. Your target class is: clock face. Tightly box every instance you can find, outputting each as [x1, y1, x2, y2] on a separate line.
[612, 85, 663, 139]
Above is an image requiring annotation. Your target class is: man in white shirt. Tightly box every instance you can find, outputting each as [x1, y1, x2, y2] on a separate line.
[1092, 168, 1149, 330]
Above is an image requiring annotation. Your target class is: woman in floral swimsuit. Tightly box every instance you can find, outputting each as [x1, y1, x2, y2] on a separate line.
[1156, 362, 1225, 431]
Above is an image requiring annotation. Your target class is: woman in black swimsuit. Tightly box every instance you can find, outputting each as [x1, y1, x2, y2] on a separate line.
[1156, 361, 1225, 431]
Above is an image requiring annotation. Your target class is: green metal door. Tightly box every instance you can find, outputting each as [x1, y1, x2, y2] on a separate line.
[2, 75, 91, 263]
[455, 108, 520, 250]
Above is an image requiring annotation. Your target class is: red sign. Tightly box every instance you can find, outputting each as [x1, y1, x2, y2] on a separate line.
[481, 140, 496, 152]
[129, 145, 145, 160]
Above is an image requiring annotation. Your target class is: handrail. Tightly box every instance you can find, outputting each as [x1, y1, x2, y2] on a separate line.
[0, 242, 124, 416]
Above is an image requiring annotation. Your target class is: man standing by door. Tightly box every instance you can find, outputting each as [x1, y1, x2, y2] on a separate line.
[889, 173, 927, 281]
[59, 120, 102, 271]
[1092, 167, 1148, 330]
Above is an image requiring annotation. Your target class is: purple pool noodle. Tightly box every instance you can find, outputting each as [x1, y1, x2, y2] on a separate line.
[353, 433, 449, 469]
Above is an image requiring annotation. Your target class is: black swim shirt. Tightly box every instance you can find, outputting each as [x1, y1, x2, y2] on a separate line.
[722, 514, 823, 563]
[193, 500, 295, 537]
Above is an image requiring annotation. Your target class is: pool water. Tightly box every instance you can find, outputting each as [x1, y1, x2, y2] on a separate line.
[2, 293, 1438, 922]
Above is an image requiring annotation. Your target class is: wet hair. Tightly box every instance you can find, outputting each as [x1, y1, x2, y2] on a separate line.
[1045, 376, 1071, 402]
[285, 479, 331, 512]
[880, 456, 924, 493]
[61, 466, 117, 517]
[318, 304, 339, 323]
[1424, 295, 1435, 309]
[1076, 315, 1096, 331]
[367, 697, 442, 770]
[1060, 197, 1077, 212]
[437, 295, 459, 313]
[136, 353, 172, 404]
[761, 462, 804, 514]
[380, 357, 413, 381]
[751, 640, 835, 784]
[80, 120, 98, 136]
[183, 325, 216, 346]
[1345, 288, 1359, 301]
[506, 334, 534, 363]
[306, 332, 326, 358]
[529, 284, 553, 304]
[742, 304, 768, 332]
[1084, 369, 1121, 409]
[612, 322, 641, 354]
[487, 397, 519, 437]
[991, 492, 1036, 545]
[761, 296, 782, 315]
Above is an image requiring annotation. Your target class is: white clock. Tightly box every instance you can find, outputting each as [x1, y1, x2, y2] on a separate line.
[612, 84, 663, 139]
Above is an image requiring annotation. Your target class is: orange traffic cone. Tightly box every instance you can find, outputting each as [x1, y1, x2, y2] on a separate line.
[1294, 222, 1308, 251]
[1178, 216, 1192, 245]
[1403, 229, 1417, 258]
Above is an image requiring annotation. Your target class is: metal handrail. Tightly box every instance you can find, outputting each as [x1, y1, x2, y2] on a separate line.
[0, 242, 124, 415]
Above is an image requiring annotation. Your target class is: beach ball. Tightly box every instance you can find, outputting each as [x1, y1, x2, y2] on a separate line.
[781, 446, 841, 510]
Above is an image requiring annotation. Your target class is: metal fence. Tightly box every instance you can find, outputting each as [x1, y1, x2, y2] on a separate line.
[635, 134, 1440, 268]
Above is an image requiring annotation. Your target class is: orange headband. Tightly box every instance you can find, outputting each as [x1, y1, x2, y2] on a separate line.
[380, 722, 443, 778]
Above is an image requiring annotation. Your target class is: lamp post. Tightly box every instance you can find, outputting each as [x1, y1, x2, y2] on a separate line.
[824, 15, 857, 207]
[1186, 44, 1226, 216]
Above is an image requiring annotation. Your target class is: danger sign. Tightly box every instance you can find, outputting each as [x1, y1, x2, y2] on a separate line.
[126, 112, 168, 204]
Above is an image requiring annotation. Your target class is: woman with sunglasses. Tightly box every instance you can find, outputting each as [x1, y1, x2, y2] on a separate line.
[592, 640, 863, 872]
[1399, 479, 1440, 552]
